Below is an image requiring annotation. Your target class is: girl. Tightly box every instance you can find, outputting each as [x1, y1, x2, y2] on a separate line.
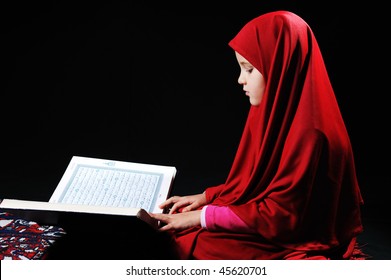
[150, 10, 364, 260]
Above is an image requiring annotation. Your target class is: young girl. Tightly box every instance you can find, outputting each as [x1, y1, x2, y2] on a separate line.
[150, 10, 364, 260]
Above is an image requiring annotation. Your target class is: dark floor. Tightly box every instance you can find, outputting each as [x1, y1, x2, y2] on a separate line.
[354, 175, 391, 260]
[357, 220, 391, 260]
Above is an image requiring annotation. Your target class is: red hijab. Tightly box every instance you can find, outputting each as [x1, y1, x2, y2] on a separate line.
[173, 11, 364, 259]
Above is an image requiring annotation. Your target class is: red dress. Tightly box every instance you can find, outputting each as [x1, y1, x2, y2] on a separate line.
[171, 11, 364, 260]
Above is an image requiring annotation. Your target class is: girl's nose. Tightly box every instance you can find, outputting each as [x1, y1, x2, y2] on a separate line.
[238, 74, 245, 85]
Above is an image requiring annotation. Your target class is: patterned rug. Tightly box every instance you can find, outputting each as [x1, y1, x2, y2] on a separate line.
[0, 212, 66, 260]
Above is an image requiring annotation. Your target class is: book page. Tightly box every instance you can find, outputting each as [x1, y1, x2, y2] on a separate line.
[49, 156, 176, 213]
[0, 199, 141, 216]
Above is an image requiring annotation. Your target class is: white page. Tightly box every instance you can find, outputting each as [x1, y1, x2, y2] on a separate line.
[49, 156, 176, 213]
[0, 199, 141, 216]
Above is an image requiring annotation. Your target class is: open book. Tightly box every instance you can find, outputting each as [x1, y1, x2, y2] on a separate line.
[0, 156, 177, 230]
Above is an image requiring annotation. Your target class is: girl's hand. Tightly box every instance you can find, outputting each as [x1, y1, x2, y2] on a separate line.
[159, 193, 207, 214]
[150, 210, 202, 232]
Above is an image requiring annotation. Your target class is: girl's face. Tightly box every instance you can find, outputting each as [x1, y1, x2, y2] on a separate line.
[235, 52, 266, 106]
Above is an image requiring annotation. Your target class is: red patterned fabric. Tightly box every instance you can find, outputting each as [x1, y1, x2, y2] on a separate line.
[171, 11, 364, 259]
[0, 212, 66, 260]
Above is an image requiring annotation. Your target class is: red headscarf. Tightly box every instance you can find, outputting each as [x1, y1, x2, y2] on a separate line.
[173, 10, 364, 259]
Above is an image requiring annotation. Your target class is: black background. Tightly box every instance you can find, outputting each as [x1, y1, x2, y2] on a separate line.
[2, 1, 390, 258]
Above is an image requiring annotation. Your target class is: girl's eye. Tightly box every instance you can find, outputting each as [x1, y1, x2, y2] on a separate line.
[246, 68, 254, 73]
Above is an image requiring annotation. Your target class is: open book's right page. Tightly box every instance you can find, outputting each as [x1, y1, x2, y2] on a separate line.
[49, 156, 176, 213]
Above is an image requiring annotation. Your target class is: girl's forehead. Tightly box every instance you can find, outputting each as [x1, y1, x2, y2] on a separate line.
[236, 52, 253, 65]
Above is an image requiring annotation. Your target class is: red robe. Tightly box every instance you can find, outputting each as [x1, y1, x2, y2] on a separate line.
[172, 11, 364, 259]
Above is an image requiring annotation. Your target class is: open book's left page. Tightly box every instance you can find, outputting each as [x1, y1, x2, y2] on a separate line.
[0, 198, 158, 229]
[49, 156, 177, 213]
[0, 199, 140, 216]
